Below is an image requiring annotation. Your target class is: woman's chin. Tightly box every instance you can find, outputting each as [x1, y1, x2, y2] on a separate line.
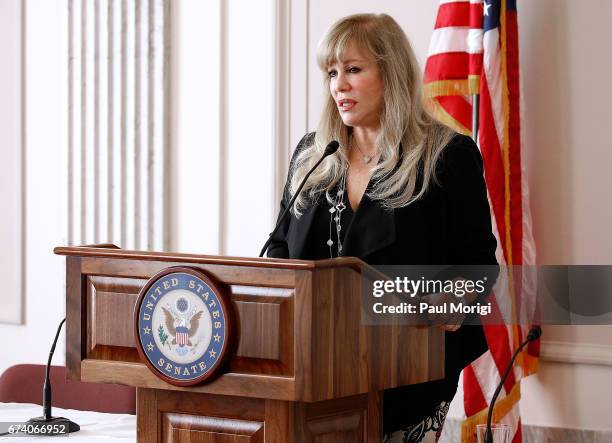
[340, 116, 360, 128]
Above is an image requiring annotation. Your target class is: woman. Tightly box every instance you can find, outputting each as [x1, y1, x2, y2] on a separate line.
[266, 13, 497, 442]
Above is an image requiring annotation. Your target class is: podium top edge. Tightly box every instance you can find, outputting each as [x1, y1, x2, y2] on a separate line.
[53, 245, 370, 271]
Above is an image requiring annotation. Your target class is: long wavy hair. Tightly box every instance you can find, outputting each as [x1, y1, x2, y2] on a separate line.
[289, 13, 455, 216]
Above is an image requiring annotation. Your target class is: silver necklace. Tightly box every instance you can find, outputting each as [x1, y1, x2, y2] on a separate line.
[351, 136, 374, 164]
[327, 165, 348, 257]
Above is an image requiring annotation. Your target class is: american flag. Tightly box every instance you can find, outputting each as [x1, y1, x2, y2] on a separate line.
[424, 1, 539, 442]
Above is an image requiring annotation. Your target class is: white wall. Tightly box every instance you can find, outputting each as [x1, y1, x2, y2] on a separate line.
[170, 0, 222, 254]
[0, 0, 68, 373]
[517, 0, 612, 431]
[0, 0, 23, 325]
[170, 0, 276, 257]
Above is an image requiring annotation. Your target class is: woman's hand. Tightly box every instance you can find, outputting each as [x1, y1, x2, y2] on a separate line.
[420, 292, 465, 332]
[420, 277, 477, 332]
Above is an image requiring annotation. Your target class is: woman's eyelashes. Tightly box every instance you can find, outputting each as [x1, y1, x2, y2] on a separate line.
[327, 65, 362, 77]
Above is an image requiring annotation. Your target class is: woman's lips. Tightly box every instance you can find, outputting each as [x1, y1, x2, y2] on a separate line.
[338, 99, 357, 112]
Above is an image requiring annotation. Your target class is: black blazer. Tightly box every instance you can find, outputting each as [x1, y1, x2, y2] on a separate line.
[268, 132, 498, 428]
[269, 132, 496, 263]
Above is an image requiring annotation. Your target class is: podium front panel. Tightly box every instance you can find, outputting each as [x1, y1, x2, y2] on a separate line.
[59, 248, 444, 403]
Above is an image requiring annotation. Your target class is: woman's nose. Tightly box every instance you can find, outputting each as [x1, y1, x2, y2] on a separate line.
[335, 73, 350, 92]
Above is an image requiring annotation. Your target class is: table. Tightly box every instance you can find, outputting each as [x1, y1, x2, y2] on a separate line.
[0, 402, 135, 442]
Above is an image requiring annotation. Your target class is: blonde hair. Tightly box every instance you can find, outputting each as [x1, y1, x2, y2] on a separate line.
[289, 13, 454, 216]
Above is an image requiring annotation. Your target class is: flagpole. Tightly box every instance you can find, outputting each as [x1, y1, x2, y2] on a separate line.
[472, 94, 480, 142]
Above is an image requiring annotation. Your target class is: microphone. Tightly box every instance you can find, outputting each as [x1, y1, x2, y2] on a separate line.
[526, 326, 542, 341]
[484, 326, 541, 443]
[259, 140, 340, 257]
[25, 318, 80, 435]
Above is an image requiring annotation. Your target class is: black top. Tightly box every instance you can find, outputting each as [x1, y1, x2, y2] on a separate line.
[267, 132, 498, 433]
[301, 186, 355, 260]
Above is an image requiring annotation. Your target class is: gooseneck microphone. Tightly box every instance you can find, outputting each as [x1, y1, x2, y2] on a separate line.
[484, 326, 541, 443]
[259, 140, 340, 257]
[25, 318, 80, 435]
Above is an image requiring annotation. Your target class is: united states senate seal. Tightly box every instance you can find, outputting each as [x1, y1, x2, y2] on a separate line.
[134, 267, 231, 386]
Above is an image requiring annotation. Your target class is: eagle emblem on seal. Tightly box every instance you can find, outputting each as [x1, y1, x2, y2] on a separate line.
[161, 297, 204, 348]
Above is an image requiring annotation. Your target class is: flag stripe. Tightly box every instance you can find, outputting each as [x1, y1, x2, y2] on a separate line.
[425, 52, 471, 82]
[429, 97, 472, 134]
[425, 52, 485, 83]
[463, 364, 488, 415]
[485, 297, 517, 393]
[478, 73, 508, 254]
[484, 323, 517, 394]
[468, 29, 484, 57]
[471, 352, 502, 407]
[470, 4, 485, 29]
[429, 28, 473, 55]
[483, 30, 505, 143]
[438, 95, 473, 130]
[512, 419, 522, 442]
[435, 2, 471, 28]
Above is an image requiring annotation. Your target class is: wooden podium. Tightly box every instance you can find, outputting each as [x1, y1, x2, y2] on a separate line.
[55, 246, 444, 442]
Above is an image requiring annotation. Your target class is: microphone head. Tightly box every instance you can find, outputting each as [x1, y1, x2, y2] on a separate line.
[324, 140, 340, 156]
[527, 326, 542, 341]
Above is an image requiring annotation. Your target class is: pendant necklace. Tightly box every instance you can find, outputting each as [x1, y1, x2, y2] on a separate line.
[350, 136, 374, 164]
[327, 164, 348, 257]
